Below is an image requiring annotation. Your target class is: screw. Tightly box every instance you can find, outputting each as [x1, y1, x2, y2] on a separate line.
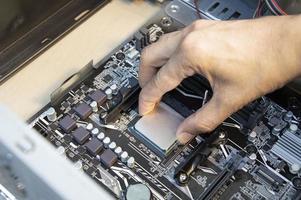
[179, 173, 188, 183]
[160, 17, 172, 27]
[219, 132, 226, 139]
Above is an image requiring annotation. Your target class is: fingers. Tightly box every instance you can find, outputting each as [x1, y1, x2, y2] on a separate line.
[139, 20, 218, 87]
[139, 54, 193, 115]
[139, 31, 183, 87]
[176, 95, 233, 144]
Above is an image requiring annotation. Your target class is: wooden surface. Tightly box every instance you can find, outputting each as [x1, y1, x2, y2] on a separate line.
[0, 0, 160, 120]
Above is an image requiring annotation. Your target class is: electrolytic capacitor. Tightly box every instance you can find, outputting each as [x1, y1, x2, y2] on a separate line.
[121, 151, 129, 162]
[109, 142, 117, 150]
[284, 111, 293, 122]
[97, 132, 105, 140]
[290, 163, 301, 174]
[110, 84, 118, 95]
[86, 123, 93, 131]
[105, 88, 113, 100]
[103, 137, 111, 148]
[127, 157, 135, 168]
[272, 125, 282, 135]
[289, 124, 298, 133]
[248, 131, 257, 142]
[114, 147, 122, 157]
[91, 128, 99, 136]
[46, 107, 57, 122]
[90, 101, 98, 112]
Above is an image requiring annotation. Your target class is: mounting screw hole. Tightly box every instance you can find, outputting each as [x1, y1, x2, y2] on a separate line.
[170, 4, 179, 13]
[160, 17, 173, 27]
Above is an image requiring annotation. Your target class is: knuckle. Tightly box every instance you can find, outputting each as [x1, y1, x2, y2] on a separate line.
[192, 113, 216, 133]
[157, 69, 177, 90]
[152, 74, 164, 92]
[158, 69, 170, 83]
[180, 33, 195, 51]
[213, 93, 241, 118]
[189, 21, 201, 31]
[139, 88, 149, 102]
[187, 20, 208, 32]
[180, 33, 200, 56]
[198, 120, 216, 133]
[157, 34, 169, 43]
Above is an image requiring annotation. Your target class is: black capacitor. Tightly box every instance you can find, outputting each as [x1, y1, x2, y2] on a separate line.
[116, 52, 125, 60]
[134, 31, 144, 51]
[292, 177, 301, 190]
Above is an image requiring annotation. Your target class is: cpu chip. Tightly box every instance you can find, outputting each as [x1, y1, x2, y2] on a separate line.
[134, 103, 184, 157]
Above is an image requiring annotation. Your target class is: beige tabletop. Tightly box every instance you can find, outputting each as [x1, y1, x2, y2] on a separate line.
[0, 0, 160, 120]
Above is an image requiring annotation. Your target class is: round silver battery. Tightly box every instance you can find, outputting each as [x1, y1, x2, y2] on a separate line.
[126, 183, 151, 200]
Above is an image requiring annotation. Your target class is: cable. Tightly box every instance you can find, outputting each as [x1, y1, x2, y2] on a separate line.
[270, 0, 287, 15]
[253, 0, 263, 18]
[265, 0, 280, 15]
[257, 1, 266, 17]
[264, 0, 287, 15]
[194, 0, 203, 19]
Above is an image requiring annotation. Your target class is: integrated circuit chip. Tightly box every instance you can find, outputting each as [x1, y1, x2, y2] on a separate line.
[103, 74, 113, 83]
[73, 103, 92, 120]
[133, 103, 184, 157]
[88, 90, 107, 105]
[59, 115, 77, 133]
[100, 149, 118, 168]
[85, 138, 103, 156]
[72, 127, 90, 145]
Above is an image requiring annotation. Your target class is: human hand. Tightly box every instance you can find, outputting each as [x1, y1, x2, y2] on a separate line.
[138, 15, 301, 144]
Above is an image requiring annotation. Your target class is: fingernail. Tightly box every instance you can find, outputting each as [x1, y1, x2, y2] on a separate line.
[177, 132, 194, 144]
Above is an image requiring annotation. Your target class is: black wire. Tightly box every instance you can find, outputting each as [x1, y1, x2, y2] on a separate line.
[194, 0, 203, 19]
[253, 0, 263, 18]
[265, 0, 282, 15]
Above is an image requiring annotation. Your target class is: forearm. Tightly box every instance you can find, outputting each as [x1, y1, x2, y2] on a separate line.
[240, 14, 301, 92]
[269, 15, 301, 83]
[286, 15, 301, 76]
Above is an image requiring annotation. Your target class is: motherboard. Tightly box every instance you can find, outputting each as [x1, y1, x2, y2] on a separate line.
[30, 22, 301, 200]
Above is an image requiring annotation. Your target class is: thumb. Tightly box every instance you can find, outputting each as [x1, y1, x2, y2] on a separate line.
[176, 95, 232, 144]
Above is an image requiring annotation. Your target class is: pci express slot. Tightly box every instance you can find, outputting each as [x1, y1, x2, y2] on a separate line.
[255, 165, 285, 186]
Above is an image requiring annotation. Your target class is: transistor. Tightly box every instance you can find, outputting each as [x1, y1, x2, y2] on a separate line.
[88, 90, 107, 105]
[72, 127, 90, 145]
[100, 149, 117, 168]
[73, 103, 92, 120]
[85, 138, 103, 156]
[59, 115, 77, 133]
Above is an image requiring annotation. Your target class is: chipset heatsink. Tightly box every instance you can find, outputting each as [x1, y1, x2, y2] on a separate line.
[132, 103, 184, 157]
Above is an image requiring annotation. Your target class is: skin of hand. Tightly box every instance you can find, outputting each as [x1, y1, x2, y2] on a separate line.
[138, 15, 301, 144]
